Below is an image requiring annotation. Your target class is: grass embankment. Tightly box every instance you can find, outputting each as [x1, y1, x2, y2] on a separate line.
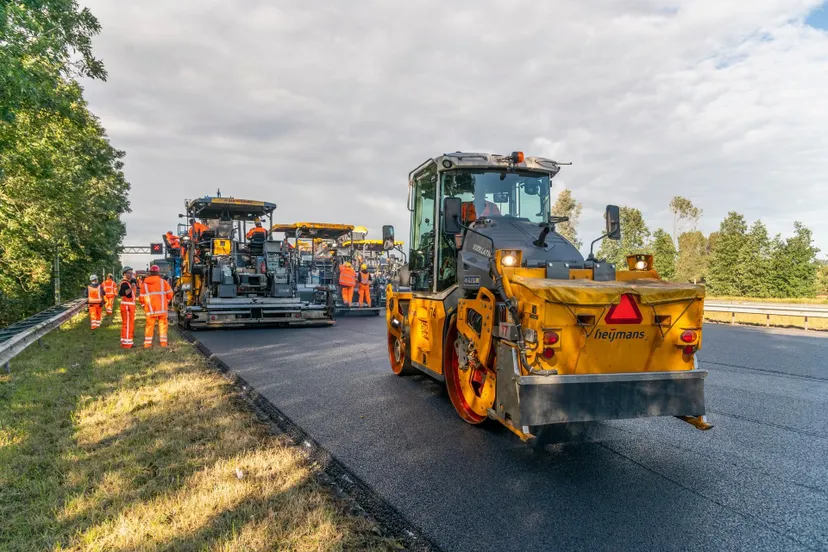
[0, 311, 394, 551]
[705, 296, 828, 331]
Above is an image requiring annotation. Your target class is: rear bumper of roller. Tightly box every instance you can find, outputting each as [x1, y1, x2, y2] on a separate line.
[494, 344, 707, 427]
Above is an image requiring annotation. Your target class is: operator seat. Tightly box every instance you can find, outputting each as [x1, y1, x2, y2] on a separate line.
[248, 233, 266, 256]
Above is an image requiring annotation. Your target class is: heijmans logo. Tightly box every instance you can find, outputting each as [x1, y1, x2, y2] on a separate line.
[593, 329, 645, 342]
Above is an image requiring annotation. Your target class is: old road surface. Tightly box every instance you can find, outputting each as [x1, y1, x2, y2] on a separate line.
[193, 317, 828, 552]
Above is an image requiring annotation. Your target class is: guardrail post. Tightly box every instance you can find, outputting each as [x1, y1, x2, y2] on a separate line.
[766, 314, 770, 327]
[805, 316, 809, 331]
[4, 361, 9, 374]
[731, 312, 735, 325]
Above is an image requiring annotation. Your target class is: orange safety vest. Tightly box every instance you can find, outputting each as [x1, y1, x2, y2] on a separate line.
[87, 285, 103, 304]
[358, 271, 370, 285]
[339, 266, 356, 287]
[166, 232, 180, 249]
[188, 222, 209, 239]
[120, 279, 137, 306]
[102, 279, 117, 297]
[247, 227, 267, 239]
[141, 275, 173, 315]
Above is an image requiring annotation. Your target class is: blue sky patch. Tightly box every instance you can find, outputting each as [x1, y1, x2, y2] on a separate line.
[805, 2, 828, 30]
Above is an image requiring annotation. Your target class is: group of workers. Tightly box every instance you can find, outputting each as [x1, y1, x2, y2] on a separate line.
[338, 261, 373, 307]
[84, 264, 174, 349]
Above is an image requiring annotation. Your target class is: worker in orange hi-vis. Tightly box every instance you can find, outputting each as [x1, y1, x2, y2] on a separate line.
[84, 275, 105, 330]
[188, 218, 209, 240]
[246, 218, 268, 239]
[118, 266, 138, 348]
[357, 263, 372, 307]
[141, 265, 174, 348]
[102, 273, 117, 315]
[338, 261, 356, 306]
[165, 231, 181, 256]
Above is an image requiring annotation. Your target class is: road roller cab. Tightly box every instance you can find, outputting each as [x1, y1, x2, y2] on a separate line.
[384, 151, 711, 443]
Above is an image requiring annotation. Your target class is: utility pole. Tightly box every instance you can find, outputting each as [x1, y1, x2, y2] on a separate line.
[53, 246, 61, 305]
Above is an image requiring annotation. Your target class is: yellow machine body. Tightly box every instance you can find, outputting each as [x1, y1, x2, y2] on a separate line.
[385, 151, 711, 441]
[212, 238, 232, 256]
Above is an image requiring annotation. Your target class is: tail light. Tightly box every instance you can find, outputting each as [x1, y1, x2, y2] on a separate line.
[541, 331, 559, 360]
[683, 345, 696, 355]
[680, 330, 697, 343]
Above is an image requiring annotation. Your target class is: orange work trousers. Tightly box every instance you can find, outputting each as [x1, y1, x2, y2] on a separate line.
[341, 286, 354, 306]
[144, 314, 169, 348]
[358, 283, 372, 307]
[104, 295, 115, 315]
[120, 303, 136, 348]
[88, 303, 102, 329]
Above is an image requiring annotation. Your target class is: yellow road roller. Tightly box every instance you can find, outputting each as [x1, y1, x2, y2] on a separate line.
[383, 151, 711, 442]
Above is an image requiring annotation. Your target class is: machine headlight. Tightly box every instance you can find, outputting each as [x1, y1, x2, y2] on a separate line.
[180, 283, 192, 291]
[500, 250, 521, 267]
[626, 254, 653, 271]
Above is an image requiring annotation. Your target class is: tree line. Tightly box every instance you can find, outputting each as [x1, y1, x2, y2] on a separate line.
[552, 191, 825, 298]
[0, 1, 130, 326]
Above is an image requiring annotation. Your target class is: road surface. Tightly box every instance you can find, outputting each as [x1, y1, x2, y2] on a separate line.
[194, 318, 828, 552]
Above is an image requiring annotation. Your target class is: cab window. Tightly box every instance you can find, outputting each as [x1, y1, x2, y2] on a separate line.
[409, 163, 437, 292]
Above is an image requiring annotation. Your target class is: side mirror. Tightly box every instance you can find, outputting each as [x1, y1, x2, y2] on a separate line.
[605, 205, 621, 240]
[382, 225, 395, 251]
[443, 197, 462, 235]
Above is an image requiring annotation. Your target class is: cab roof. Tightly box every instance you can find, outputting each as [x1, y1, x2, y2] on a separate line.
[344, 239, 404, 250]
[270, 222, 354, 240]
[187, 196, 276, 220]
[411, 151, 565, 178]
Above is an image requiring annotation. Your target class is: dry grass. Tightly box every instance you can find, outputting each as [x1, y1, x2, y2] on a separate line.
[0, 311, 395, 551]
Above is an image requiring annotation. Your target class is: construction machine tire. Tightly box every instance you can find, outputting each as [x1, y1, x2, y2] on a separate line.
[388, 332, 416, 376]
[444, 315, 496, 425]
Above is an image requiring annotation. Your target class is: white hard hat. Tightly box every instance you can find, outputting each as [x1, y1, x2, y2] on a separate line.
[90, 274, 98, 282]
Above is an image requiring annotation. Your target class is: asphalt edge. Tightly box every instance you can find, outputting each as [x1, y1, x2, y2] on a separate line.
[179, 328, 442, 552]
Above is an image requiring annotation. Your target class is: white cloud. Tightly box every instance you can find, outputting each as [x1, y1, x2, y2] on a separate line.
[79, 0, 828, 268]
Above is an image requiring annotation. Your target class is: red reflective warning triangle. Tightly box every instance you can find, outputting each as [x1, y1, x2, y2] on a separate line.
[604, 294, 643, 324]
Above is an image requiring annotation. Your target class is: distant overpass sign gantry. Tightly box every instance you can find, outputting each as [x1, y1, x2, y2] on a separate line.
[120, 243, 163, 255]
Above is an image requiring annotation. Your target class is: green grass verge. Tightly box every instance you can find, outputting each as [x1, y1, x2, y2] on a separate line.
[0, 311, 395, 551]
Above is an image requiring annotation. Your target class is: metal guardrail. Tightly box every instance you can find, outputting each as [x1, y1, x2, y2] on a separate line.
[0, 299, 86, 372]
[704, 301, 828, 330]
[0, 297, 823, 373]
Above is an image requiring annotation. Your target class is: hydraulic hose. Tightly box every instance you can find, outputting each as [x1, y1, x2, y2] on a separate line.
[488, 258, 556, 376]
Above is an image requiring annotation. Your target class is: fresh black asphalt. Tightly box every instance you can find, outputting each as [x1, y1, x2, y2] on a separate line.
[193, 318, 828, 552]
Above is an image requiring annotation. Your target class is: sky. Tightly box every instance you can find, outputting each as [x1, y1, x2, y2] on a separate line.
[78, 0, 828, 269]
